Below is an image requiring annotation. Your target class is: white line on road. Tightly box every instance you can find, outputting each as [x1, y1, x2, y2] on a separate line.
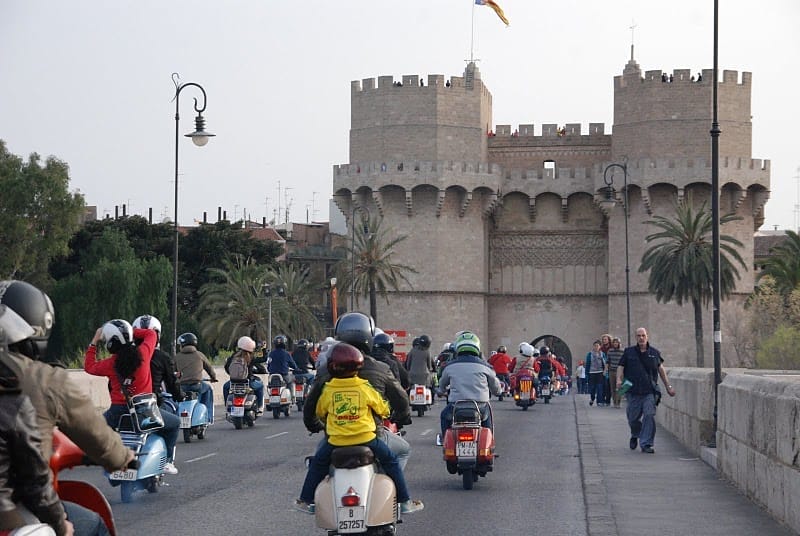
[184, 453, 217, 463]
[420, 429, 433, 436]
[265, 432, 289, 439]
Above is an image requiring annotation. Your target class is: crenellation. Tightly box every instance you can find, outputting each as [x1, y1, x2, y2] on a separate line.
[427, 74, 445, 87]
[402, 75, 420, 87]
[542, 124, 558, 137]
[722, 70, 738, 84]
[378, 75, 394, 88]
[518, 124, 535, 136]
[565, 123, 581, 135]
[672, 69, 692, 82]
[589, 123, 605, 135]
[361, 78, 375, 90]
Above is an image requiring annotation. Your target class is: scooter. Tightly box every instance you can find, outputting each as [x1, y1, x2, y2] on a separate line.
[313, 445, 399, 535]
[408, 384, 433, 417]
[513, 372, 536, 410]
[108, 393, 169, 503]
[267, 373, 292, 419]
[178, 388, 212, 443]
[442, 400, 495, 490]
[538, 375, 553, 404]
[226, 379, 258, 429]
[51, 429, 117, 535]
[294, 376, 310, 412]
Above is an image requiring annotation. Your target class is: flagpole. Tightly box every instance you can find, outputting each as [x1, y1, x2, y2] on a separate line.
[470, 0, 475, 62]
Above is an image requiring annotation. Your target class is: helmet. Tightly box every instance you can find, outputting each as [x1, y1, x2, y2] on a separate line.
[132, 315, 162, 338]
[455, 331, 481, 356]
[532, 347, 540, 357]
[334, 312, 375, 354]
[497, 345, 507, 354]
[0, 304, 35, 345]
[273, 335, 288, 349]
[374, 327, 385, 336]
[0, 280, 55, 359]
[238, 336, 256, 352]
[539, 346, 550, 356]
[442, 343, 451, 352]
[102, 319, 133, 353]
[296, 338, 309, 349]
[327, 342, 364, 378]
[373, 332, 395, 353]
[418, 334, 431, 349]
[178, 332, 198, 348]
[412, 337, 421, 348]
[519, 343, 534, 357]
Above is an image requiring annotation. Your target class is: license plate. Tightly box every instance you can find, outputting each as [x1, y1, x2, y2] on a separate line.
[456, 441, 477, 457]
[337, 506, 366, 533]
[520, 391, 530, 400]
[542, 388, 550, 396]
[412, 394, 425, 405]
[269, 396, 281, 405]
[230, 406, 244, 417]
[180, 416, 191, 428]
[109, 469, 137, 481]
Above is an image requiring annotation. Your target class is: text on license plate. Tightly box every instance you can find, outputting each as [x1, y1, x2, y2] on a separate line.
[230, 406, 244, 417]
[180, 416, 191, 428]
[412, 395, 425, 404]
[269, 396, 281, 404]
[337, 506, 366, 533]
[542, 388, 550, 395]
[520, 391, 530, 399]
[456, 441, 477, 457]
[109, 469, 137, 481]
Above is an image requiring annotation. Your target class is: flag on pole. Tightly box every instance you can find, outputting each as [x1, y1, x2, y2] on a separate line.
[475, 0, 509, 26]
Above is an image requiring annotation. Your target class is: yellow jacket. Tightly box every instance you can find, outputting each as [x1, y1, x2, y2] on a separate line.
[316, 376, 390, 446]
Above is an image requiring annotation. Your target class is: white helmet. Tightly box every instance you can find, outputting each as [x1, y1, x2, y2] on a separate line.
[442, 343, 451, 352]
[533, 347, 540, 357]
[102, 319, 133, 353]
[237, 336, 256, 352]
[519, 342, 534, 357]
[132, 315, 161, 339]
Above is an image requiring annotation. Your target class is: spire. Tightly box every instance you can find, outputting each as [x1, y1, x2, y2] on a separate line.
[624, 19, 640, 76]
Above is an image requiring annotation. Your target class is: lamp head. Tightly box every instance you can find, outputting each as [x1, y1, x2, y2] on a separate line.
[599, 186, 616, 212]
[185, 113, 215, 147]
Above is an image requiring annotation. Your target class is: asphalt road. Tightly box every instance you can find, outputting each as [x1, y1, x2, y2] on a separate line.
[63, 394, 587, 535]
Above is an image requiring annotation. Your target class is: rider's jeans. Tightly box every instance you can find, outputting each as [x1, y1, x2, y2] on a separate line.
[63, 500, 110, 536]
[181, 382, 214, 421]
[439, 402, 493, 438]
[316, 425, 410, 471]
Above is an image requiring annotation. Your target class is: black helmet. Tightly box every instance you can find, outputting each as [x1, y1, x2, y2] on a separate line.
[0, 280, 55, 359]
[412, 337, 421, 348]
[0, 304, 35, 346]
[273, 334, 288, 349]
[296, 338, 309, 349]
[334, 312, 375, 354]
[327, 342, 364, 378]
[373, 333, 395, 353]
[178, 332, 198, 348]
[497, 345, 507, 354]
[418, 334, 431, 349]
[539, 346, 550, 356]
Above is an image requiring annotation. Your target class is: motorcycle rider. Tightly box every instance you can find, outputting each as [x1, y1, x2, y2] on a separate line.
[174, 332, 218, 420]
[303, 312, 412, 469]
[487, 345, 513, 394]
[510, 342, 537, 391]
[291, 338, 316, 386]
[404, 334, 434, 393]
[437, 331, 501, 446]
[267, 334, 299, 400]
[295, 343, 424, 515]
[132, 315, 182, 413]
[0, 280, 133, 536]
[371, 332, 409, 389]
[223, 336, 265, 412]
[0, 305, 73, 536]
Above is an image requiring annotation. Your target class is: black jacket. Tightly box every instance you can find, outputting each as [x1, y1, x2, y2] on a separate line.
[150, 347, 182, 402]
[292, 347, 315, 371]
[304, 354, 411, 432]
[371, 347, 410, 390]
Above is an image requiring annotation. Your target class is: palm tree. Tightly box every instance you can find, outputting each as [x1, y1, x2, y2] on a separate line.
[757, 230, 800, 295]
[266, 263, 324, 341]
[339, 215, 417, 324]
[639, 197, 746, 367]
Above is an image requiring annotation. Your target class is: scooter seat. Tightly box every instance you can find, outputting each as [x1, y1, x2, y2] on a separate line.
[331, 446, 375, 469]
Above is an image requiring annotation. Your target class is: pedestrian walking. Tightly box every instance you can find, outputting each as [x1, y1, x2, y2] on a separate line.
[616, 327, 676, 453]
[575, 360, 587, 394]
[585, 341, 607, 406]
[606, 337, 624, 407]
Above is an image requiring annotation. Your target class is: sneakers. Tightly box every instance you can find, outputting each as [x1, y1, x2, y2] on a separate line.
[629, 436, 638, 450]
[641, 446, 655, 454]
[400, 500, 424, 514]
[435, 434, 442, 446]
[589, 400, 594, 406]
[163, 462, 178, 475]
[293, 499, 315, 514]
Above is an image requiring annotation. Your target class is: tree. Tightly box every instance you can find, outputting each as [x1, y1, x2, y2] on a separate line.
[757, 230, 800, 295]
[339, 215, 416, 324]
[755, 325, 800, 370]
[0, 140, 85, 287]
[267, 263, 324, 342]
[639, 198, 746, 367]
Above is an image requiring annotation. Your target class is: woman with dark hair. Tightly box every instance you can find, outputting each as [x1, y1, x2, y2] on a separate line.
[84, 319, 180, 475]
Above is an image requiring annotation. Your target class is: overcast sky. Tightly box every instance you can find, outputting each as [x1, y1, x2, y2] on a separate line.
[2, 1, 798, 231]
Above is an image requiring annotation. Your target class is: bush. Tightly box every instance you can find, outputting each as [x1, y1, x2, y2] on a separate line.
[755, 325, 800, 370]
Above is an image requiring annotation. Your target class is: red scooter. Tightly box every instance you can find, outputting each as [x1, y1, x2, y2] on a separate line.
[442, 400, 495, 490]
[50, 429, 117, 536]
[513, 371, 537, 410]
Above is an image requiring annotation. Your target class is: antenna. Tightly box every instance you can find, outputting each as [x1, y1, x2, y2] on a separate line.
[312, 191, 319, 222]
[284, 187, 294, 225]
[629, 19, 637, 60]
[264, 196, 270, 222]
[276, 180, 282, 225]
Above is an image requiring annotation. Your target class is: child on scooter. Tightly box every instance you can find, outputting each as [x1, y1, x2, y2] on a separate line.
[295, 343, 424, 516]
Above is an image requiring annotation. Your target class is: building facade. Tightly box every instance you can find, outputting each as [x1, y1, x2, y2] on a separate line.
[332, 56, 770, 369]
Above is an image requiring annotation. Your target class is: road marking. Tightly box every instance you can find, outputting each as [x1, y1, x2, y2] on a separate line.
[265, 432, 289, 439]
[420, 429, 433, 436]
[184, 453, 217, 463]
[678, 457, 700, 461]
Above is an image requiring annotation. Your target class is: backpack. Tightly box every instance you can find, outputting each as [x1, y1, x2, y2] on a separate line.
[228, 355, 249, 381]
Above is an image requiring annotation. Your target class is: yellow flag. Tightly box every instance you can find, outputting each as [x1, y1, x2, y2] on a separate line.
[476, 0, 509, 26]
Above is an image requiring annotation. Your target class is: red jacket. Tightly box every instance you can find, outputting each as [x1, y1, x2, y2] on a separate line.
[488, 352, 513, 375]
[84, 328, 157, 405]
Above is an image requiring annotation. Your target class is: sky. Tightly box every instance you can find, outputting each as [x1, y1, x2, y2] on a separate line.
[2, 1, 798, 231]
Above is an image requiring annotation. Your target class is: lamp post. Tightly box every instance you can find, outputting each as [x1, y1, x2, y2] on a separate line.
[710, 0, 722, 447]
[330, 277, 339, 327]
[600, 161, 631, 347]
[263, 283, 285, 345]
[171, 73, 214, 356]
[350, 206, 370, 311]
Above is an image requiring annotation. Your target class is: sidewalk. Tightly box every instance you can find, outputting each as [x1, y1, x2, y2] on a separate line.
[573, 394, 795, 536]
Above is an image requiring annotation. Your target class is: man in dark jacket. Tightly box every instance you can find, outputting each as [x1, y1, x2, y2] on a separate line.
[371, 333, 410, 390]
[133, 315, 183, 410]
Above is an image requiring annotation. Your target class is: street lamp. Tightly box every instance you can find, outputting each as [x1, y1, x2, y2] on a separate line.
[171, 73, 215, 356]
[601, 161, 632, 347]
[263, 283, 285, 345]
[350, 206, 370, 311]
[710, 0, 722, 447]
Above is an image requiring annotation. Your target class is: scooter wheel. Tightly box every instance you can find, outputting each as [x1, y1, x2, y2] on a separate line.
[417, 408, 425, 417]
[233, 416, 243, 429]
[146, 478, 158, 493]
[197, 427, 206, 440]
[183, 428, 192, 443]
[462, 469, 474, 490]
[522, 405, 528, 411]
[297, 401, 304, 412]
[283, 407, 290, 417]
[273, 408, 281, 419]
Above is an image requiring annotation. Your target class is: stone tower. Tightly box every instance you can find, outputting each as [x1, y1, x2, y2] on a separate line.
[333, 57, 770, 367]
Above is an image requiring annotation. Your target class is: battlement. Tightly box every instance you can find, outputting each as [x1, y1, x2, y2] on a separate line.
[616, 68, 752, 89]
[351, 67, 492, 99]
[334, 160, 502, 179]
[492, 122, 606, 138]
